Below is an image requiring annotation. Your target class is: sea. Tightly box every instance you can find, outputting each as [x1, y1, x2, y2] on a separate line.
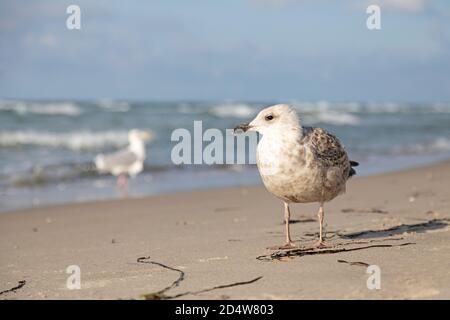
[1, 99, 450, 212]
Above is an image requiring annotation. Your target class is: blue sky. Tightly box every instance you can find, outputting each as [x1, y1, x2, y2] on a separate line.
[0, 0, 449, 101]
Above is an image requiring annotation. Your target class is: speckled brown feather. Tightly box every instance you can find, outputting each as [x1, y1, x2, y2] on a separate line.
[300, 127, 352, 178]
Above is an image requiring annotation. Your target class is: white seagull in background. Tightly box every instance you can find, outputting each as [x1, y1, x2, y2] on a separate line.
[94, 129, 153, 193]
[235, 104, 358, 249]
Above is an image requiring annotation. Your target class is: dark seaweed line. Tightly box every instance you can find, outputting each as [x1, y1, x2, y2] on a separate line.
[137, 256, 262, 300]
[137, 256, 185, 297]
[256, 242, 415, 261]
[169, 276, 263, 300]
[0, 280, 26, 296]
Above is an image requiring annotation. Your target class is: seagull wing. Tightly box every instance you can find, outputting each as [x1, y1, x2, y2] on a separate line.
[302, 127, 350, 170]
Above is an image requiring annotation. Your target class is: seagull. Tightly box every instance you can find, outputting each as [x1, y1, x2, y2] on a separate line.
[234, 104, 358, 249]
[94, 129, 153, 193]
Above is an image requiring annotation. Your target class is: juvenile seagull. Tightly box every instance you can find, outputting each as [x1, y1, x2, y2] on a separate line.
[234, 104, 358, 249]
[94, 129, 153, 192]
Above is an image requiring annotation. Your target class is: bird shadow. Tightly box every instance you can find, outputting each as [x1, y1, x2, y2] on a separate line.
[258, 218, 449, 262]
[280, 218, 316, 225]
[338, 218, 449, 240]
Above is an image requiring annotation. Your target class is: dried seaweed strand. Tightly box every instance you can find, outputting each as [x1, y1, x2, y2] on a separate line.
[0, 280, 26, 296]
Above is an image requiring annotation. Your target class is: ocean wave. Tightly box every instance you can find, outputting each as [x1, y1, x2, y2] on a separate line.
[303, 111, 361, 125]
[292, 101, 450, 114]
[2, 162, 97, 188]
[95, 99, 130, 112]
[0, 161, 196, 189]
[181, 100, 450, 115]
[431, 102, 450, 113]
[365, 102, 450, 114]
[202, 100, 446, 125]
[208, 103, 258, 118]
[0, 101, 83, 116]
[292, 101, 361, 113]
[175, 103, 204, 114]
[0, 130, 129, 151]
[206, 101, 360, 124]
[404, 137, 450, 154]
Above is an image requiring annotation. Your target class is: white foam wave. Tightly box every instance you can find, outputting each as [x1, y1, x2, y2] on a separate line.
[198, 101, 448, 124]
[304, 111, 361, 126]
[363, 102, 408, 114]
[0, 101, 82, 116]
[292, 101, 450, 114]
[292, 101, 361, 113]
[209, 103, 258, 118]
[431, 103, 450, 113]
[0, 130, 129, 151]
[405, 137, 450, 154]
[287, 102, 360, 125]
[366, 102, 450, 114]
[207, 101, 360, 124]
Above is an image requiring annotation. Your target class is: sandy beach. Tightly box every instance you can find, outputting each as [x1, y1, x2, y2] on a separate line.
[1, 161, 449, 300]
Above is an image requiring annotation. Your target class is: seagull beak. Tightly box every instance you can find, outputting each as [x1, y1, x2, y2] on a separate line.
[141, 131, 154, 141]
[234, 122, 252, 133]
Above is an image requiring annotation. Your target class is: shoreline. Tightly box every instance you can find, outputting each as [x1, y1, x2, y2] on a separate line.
[1, 160, 449, 299]
[2, 154, 450, 215]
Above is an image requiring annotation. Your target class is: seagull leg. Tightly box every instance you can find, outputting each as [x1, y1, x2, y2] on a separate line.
[284, 202, 296, 248]
[315, 203, 327, 248]
[117, 173, 124, 188]
[117, 173, 129, 197]
[269, 202, 297, 250]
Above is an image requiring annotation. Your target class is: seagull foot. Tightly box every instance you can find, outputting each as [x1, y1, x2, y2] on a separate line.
[268, 241, 297, 250]
[314, 241, 329, 249]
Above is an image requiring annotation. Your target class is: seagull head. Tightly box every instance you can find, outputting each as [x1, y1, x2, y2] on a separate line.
[128, 129, 154, 143]
[234, 104, 300, 135]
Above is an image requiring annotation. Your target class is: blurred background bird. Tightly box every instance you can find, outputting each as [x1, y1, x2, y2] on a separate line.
[94, 129, 154, 195]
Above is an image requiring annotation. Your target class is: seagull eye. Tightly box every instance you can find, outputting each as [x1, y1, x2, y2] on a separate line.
[265, 115, 274, 121]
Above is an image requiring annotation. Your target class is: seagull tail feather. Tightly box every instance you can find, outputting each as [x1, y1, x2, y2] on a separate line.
[349, 160, 359, 167]
[348, 160, 359, 178]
